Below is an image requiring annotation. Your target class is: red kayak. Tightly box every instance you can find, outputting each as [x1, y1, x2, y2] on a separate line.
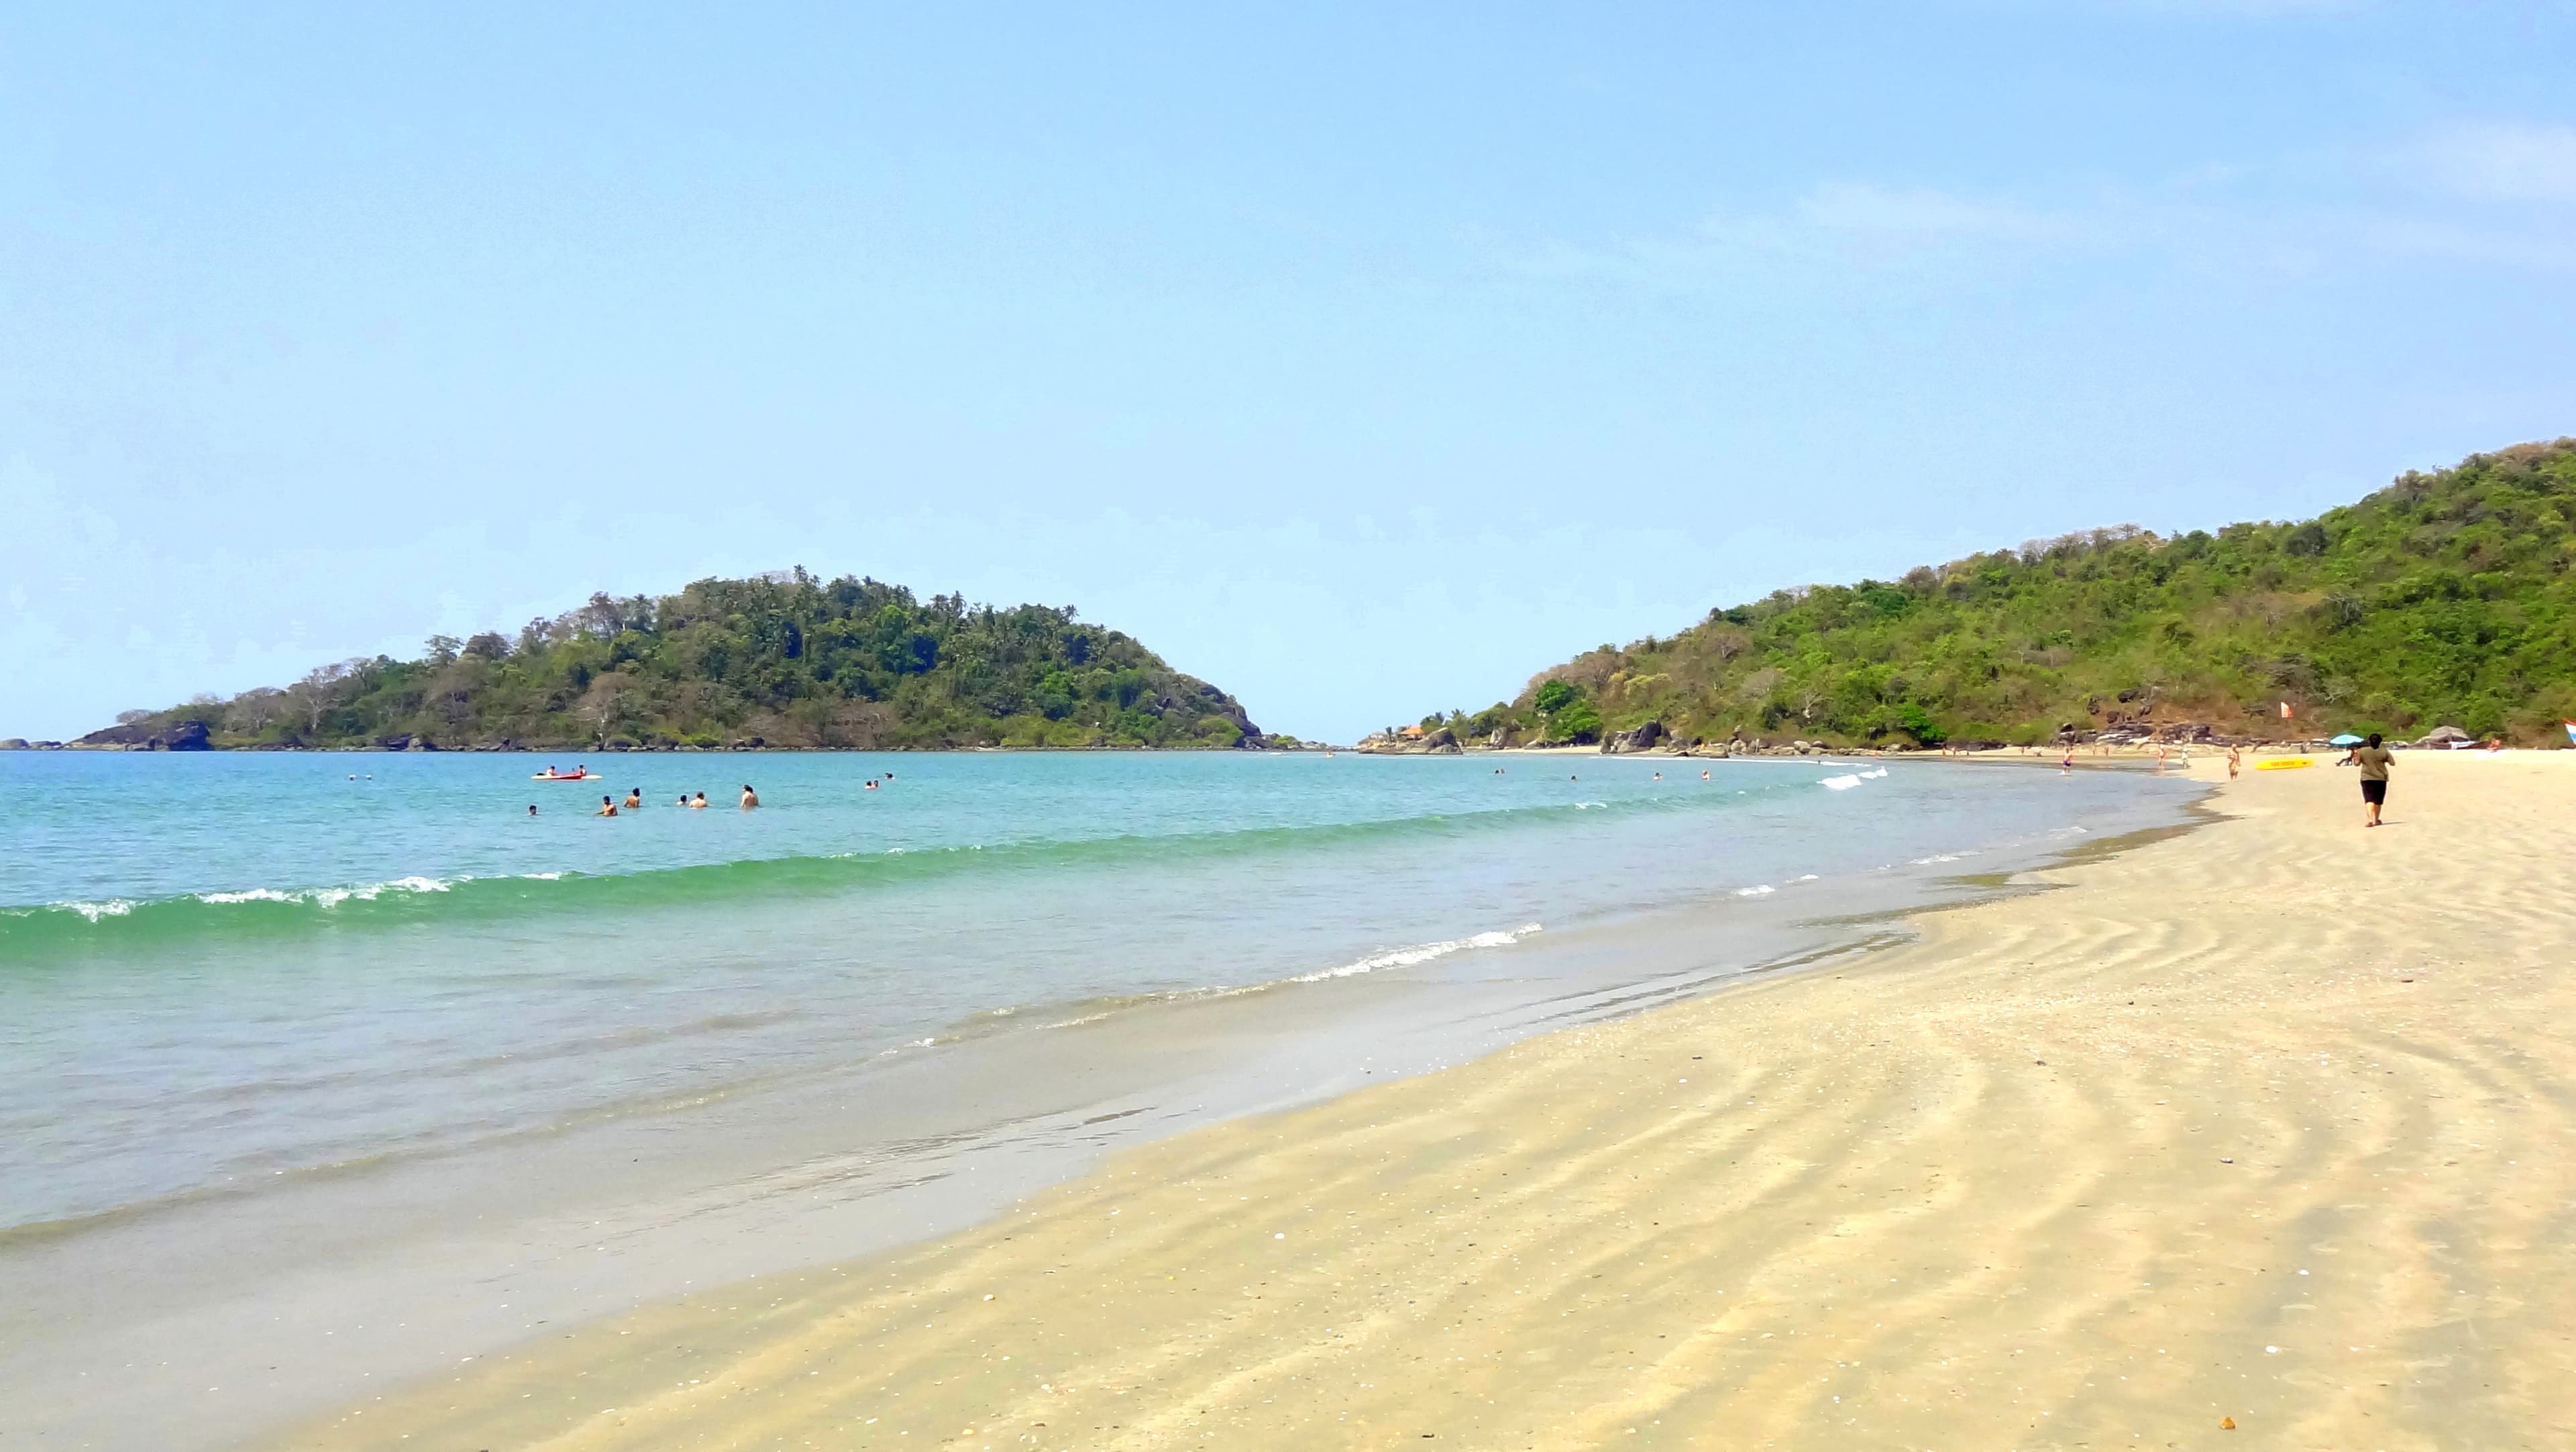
[531, 771, 598, 781]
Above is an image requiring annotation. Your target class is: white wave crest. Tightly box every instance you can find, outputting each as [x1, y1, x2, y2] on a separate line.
[62, 898, 137, 922]
[192, 876, 458, 910]
[1295, 923, 1544, 982]
[1819, 774, 1862, 790]
[1735, 884, 1776, 897]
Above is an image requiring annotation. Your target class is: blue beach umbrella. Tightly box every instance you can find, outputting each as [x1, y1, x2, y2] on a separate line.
[2328, 733, 2365, 747]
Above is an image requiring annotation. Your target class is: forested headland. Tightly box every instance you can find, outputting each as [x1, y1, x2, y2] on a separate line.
[74, 571, 1268, 751]
[1397, 439, 2576, 751]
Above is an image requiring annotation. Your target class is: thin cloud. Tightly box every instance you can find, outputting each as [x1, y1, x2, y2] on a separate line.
[2393, 120, 2576, 203]
[1507, 140, 2576, 296]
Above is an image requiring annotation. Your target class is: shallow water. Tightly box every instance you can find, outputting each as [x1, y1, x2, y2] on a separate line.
[1, 747, 2214, 1452]
[1, 749, 2196, 1233]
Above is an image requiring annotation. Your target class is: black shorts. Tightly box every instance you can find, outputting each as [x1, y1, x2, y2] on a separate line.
[2361, 779, 2387, 805]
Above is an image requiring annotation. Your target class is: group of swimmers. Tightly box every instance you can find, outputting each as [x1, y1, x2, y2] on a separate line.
[527, 771, 902, 816]
[523, 784, 761, 816]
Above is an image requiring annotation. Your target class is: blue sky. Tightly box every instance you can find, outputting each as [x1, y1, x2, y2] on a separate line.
[5, 3, 2572, 742]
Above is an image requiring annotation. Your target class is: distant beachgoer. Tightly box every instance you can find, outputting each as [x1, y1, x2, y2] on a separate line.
[2060, 748, 2074, 772]
[691, 792, 708, 809]
[863, 779, 879, 791]
[1652, 771, 1662, 781]
[598, 795, 618, 817]
[676, 794, 690, 807]
[623, 788, 642, 811]
[527, 804, 537, 817]
[2350, 733, 2394, 827]
[2227, 746, 2243, 780]
[741, 784, 759, 810]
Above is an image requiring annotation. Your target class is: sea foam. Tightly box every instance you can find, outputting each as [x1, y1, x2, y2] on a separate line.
[1295, 923, 1544, 982]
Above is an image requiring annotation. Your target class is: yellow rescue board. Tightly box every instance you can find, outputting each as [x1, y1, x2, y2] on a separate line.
[2255, 758, 2316, 770]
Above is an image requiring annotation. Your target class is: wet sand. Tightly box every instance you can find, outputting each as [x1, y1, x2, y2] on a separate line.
[267, 750, 2576, 1450]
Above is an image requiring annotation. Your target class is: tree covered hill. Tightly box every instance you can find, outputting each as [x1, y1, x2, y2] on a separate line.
[85, 570, 1267, 751]
[1413, 439, 2576, 750]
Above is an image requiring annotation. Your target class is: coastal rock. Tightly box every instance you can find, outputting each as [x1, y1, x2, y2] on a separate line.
[2417, 725, 2472, 747]
[0, 738, 26, 750]
[75, 722, 154, 748]
[376, 732, 414, 751]
[1421, 726, 1462, 754]
[154, 721, 212, 751]
[1601, 720, 1666, 755]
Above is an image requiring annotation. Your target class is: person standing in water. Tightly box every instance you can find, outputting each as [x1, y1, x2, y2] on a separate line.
[691, 792, 708, 809]
[740, 784, 759, 810]
[2349, 732, 2394, 827]
[597, 794, 618, 817]
[623, 787, 643, 811]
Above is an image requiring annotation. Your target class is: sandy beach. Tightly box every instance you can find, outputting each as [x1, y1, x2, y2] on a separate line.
[266, 750, 2576, 1451]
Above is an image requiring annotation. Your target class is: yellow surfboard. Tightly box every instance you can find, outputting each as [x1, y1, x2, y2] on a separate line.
[2255, 758, 2315, 770]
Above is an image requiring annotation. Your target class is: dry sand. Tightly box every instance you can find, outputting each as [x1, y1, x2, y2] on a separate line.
[269, 751, 2576, 1451]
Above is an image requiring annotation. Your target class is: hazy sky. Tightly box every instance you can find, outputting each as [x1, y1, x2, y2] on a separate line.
[5, 3, 2572, 742]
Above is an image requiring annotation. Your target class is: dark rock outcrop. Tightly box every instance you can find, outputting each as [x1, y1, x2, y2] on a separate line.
[1601, 720, 1668, 755]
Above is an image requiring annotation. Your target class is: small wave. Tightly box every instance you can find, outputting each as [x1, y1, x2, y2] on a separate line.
[1293, 923, 1543, 982]
[196, 876, 457, 909]
[1862, 768, 1889, 779]
[62, 899, 136, 923]
[1735, 884, 1776, 897]
[1819, 774, 1862, 790]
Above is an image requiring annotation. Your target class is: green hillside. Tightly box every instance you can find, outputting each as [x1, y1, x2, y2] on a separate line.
[1424, 439, 2576, 749]
[87, 571, 1265, 751]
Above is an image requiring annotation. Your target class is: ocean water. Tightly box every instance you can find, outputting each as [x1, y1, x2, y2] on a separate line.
[3, 747, 2217, 1452]
[1, 749, 2198, 1235]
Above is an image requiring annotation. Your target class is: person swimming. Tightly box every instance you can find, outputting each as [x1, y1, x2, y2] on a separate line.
[1700, 769, 1711, 780]
[863, 779, 879, 790]
[527, 804, 537, 816]
[740, 784, 759, 809]
[623, 788, 643, 811]
[691, 792, 708, 809]
[597, 795, 618, 817]
[676, 794, 690, 807]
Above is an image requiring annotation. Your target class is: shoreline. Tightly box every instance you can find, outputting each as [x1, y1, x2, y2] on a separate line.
[258, 749, 2576, 1449]
[3, 760, 2197, 1452]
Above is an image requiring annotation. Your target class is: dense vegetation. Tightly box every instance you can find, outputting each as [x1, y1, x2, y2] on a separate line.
[1415, 440, 2576, 749]
[94, 571, 1265, 750]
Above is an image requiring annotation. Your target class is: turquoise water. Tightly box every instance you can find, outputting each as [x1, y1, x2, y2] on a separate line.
[0, 749, 2196, 1231]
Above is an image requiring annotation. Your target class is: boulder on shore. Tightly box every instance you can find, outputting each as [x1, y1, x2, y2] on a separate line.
[1601, 720, 1667, 755]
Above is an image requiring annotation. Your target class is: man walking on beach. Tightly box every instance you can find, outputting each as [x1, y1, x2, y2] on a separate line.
[2349, 732, 2394, 827]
